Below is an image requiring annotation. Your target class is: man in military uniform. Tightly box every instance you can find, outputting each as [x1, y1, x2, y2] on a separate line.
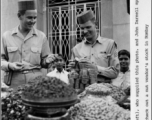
[1, 0, 57, 89]
[70, 10, 120, 83]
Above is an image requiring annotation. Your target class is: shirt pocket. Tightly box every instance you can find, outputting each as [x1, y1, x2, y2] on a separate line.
[30, 47, 41, 65]
[7, 47, 20, 62]
[96, 52, 109, 67]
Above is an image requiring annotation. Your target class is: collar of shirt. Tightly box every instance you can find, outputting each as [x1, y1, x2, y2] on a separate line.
[84, 35, 106, 45]
[54, 68, 66, 74]
[120, 69, 130, 74]
[47, 68, 69, 84]
[11, 26, 38, 36]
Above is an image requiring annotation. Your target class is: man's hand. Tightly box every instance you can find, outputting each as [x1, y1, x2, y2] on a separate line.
[1, 82, 9, 89]
[67, 60, 76, 71]
[8, 62, 24, 71]
[124, 87, 130, 96]
[79, 60, 97, 70]
[45, 54, 58, 64]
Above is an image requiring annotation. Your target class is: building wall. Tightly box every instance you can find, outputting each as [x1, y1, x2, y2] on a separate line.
[112, 0, 130, 51]
[36, 0, 47, 34]
[1, 0, 19, 34]
[100, 0, 113, 39]
[100, 0, 130, 51]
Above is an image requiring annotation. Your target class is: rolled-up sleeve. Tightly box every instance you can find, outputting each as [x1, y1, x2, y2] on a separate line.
[97, 42, 120, 79]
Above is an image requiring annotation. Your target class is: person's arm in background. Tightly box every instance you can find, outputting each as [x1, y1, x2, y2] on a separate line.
[97, 41, 120, 79]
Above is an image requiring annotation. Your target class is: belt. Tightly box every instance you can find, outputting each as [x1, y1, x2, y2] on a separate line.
[19, 69, 41, 74]
[22, 70, 31, 74]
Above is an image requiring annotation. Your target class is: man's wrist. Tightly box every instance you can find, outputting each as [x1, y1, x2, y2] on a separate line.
[8, 63, 12, 71]
[45, 58, 52, 68]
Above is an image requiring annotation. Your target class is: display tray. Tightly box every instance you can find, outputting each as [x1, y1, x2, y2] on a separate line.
[21, 95, 79, 108]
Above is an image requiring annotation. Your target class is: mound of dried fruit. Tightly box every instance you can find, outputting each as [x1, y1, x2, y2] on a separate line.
[22, 76, 77, 102]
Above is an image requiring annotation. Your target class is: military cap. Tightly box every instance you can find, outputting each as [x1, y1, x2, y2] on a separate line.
[18, 0, 36, 10]
[77, 10, 95, 24]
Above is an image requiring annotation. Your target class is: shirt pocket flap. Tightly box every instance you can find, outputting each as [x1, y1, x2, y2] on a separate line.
[31, 47, 41, 53]
[98, 51, 109, 59]
[7, 47, 18, 53]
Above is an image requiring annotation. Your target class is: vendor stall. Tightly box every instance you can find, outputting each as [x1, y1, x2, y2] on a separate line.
[1, 77, 130, 120]
[1, 60, 130, 120]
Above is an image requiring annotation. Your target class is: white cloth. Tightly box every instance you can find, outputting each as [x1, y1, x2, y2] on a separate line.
[47, 68, 69, 84]
[112, 70, 130, 90]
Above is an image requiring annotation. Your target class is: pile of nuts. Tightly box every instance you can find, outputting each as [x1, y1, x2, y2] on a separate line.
[78, 83, 126, 102]
[79, 83, 126, 102]
[71, 83, 130, 120]
[102, 83, 126, 101]
[85, 83, 112, 95]
[1, 86, 31, 120]
[68, 99, 130, 120]
[22, 76, 77, 100]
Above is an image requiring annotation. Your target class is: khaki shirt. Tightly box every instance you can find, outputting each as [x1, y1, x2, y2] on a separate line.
[1, 26, 50, 71]
[71, 36, 119, 79]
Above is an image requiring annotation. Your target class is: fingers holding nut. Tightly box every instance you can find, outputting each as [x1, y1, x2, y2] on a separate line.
[46, 54, 59, 64]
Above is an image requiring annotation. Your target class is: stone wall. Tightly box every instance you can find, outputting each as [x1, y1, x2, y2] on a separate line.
[1, 0, 19, 34]
[112, 0, 130, 51]
[99, 0, 130, 51]
[100, 0, 113, 39]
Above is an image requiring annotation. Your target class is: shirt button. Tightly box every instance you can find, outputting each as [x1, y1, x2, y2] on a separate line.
[92, 54, 93, 55]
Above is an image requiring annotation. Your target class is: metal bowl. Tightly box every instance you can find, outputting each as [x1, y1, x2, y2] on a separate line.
[21, 94, 78, 108]
[26, 112, 70, 120]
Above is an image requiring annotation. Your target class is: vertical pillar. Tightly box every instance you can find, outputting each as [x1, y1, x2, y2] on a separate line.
[36, 0, 47, 34]
[100, 0, 113, 39]
[112, 0, 130, 51]
[36, 0, 48, 74]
